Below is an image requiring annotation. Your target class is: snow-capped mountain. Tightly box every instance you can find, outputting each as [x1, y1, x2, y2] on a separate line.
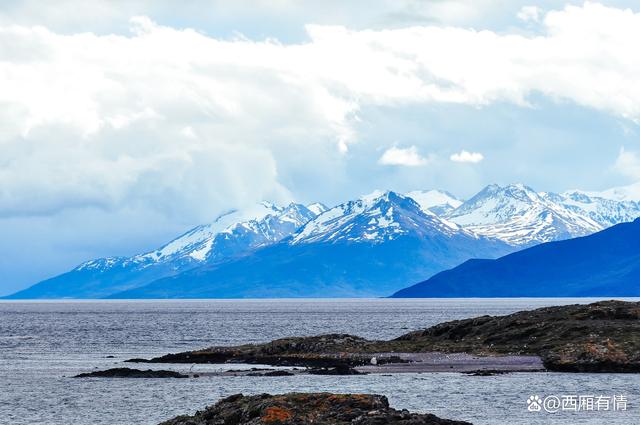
[133, 201, 317, 265]
[568, 181, 640, 202]
[107, 191, 513, 298]
[77, 201, 318, 272]
[393, 218, 640, 298]
[555, 191, 640, 228]
[405, 189, 463, 216]
[8, 182, 640, 299]
[445, 183, 640, 246]
[78, 201, 310, 272]
[292, 191, 465, 244]
[7, 201, 319, 299]
[446, 183, 600, 246]
[306, 202, 329, 215]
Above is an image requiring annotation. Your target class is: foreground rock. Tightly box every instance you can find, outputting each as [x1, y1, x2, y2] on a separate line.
[131, 301, 640, 373]
[393, 300, 640, 372]
[74, 367, 188, 378]
[159, 393, 471, 425]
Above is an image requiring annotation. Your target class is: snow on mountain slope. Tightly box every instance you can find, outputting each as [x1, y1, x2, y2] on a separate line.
[406, 189, 463, 216]
[160, 201, 317, 263]
[570, 181, 640, 202]
[291, 191, 469, 245]
[110, 192, 513, 299]
[446, 184, 603, 246]
[11, 180, 640, 299]
[138, 202, 284, 263]
[307, 202, 329, 215]
[8, 201, 320, 299]
[393, 218, 640, 298]
[554, 191, 640, 228]
[79, 201, 317, 271]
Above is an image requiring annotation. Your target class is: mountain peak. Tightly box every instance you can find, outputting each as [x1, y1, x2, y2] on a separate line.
[360, 189, 398, 203]
[291, 190, 461, 245]
[447, 183, 605, 245]
[12, 182, 640, 299]
[258, 200, 284, 213]
[393, 218, 640, 298]
[478, 183, 537, 197]
[306, 202, 329, 215]
[506, 182, 529, 190]
[406, 189, 462, 216]
[565, 181, 640, 202]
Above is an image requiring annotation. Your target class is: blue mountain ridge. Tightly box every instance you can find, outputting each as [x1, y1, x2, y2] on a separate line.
[4, 202, 318, 299]
[392, 217, 640, 298]
[107, 192, 513, 298]
[6, 184, 640, 299]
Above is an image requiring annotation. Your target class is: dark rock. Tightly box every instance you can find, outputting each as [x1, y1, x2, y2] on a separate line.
[125, 358, 150, 363]
[308, 364, 363, 375]
[462, 370, 510, 376]
[74, 367, 188, 378]
[137, 334, 378, 369]
[227, 368, 271, 373]
[247, 370, 295, 377]
[131, 301, 640, 373]
[394, 300, 640, 373]
[158, 393, 472, 425]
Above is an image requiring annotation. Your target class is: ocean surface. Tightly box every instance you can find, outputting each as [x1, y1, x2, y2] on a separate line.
[0, 298, 638, 425]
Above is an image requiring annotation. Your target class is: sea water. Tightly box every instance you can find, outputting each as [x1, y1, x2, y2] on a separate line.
[1, 298, 638, 424]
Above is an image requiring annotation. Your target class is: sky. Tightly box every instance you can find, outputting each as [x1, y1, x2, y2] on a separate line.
[2, 0, 640, 294]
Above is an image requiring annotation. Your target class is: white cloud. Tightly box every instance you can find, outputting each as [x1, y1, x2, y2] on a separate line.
[450, 150, 484, 163]
[613, 147, 640, 179]
[379, 146, 429, 166]
[4, 2, 640, 292]
[517, 6, 541, 22]
[2, 3, 640, 220]
[0, 18, 354, 220]
[0, 1, 567, 37]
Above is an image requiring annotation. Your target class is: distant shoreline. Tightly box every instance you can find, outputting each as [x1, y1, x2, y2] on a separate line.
[4, 296, 640, 301]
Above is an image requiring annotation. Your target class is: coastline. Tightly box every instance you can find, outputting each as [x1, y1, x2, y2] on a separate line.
[4, 298, 638, 425]
[128, 300, 640, 374]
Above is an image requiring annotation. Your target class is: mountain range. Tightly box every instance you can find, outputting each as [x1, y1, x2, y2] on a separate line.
[5, 182, 640, 299]
[109, 192, 511, 298]
[7, 202, 322, 298]
[392, 218, 640, 297]
[444, 183, 640, 246]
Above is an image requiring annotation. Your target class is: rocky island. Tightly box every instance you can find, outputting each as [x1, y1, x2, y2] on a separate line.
[74, 367, 188, 378]
[159, 393, 472, 425]
[131, 300, 640, 373]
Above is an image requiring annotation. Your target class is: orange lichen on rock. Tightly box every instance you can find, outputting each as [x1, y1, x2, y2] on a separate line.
[160, 392, 472, 425]
[261, 406, 292, 423]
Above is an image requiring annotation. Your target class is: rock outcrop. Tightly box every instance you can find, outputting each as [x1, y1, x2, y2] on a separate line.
[393, 300, 640, 372]
[130, 334, 378, 369]
[74, 367, 188, 378]
[159, 393, 471, 425]
[132, 301, 640, 373]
